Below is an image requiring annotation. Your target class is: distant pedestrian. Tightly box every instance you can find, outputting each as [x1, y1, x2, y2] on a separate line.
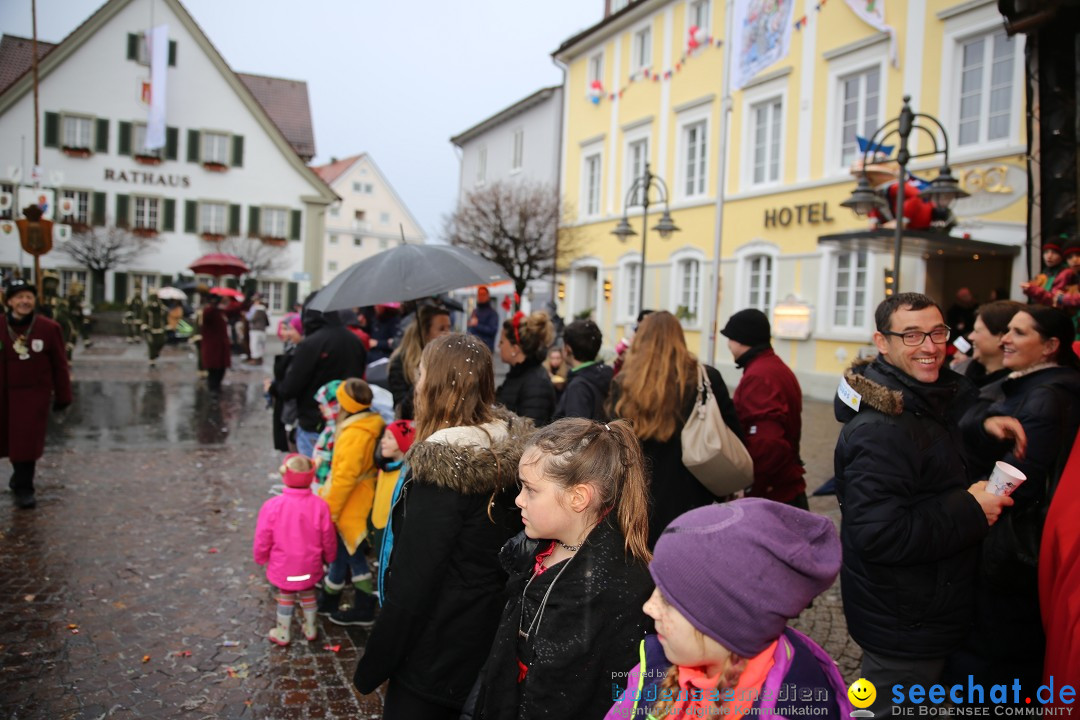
[0, 278, 72, 509]
[367, 303, 402, 364]
[267, 314, 303, 453]
[142, 290, 167, 367]
[252, 454, 337, 646]
[721, 308, 807, 508]
[467, 285, 499, 350]
[496, 311, 557, 427]
[542, 346, 569, 395]
[552, 319, 612, 422]
[199, 294, 231, 391]
[246, 294, 270, 366]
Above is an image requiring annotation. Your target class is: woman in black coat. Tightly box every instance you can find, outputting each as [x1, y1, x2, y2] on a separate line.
[607, 311, 744, 548]
[496, 311, 557, 427]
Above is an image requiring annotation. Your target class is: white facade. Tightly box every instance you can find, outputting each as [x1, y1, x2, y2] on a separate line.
[0, 0, 336, 312]
[316, 154, 426, 283]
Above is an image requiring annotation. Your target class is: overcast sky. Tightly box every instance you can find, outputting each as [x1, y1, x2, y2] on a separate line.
[0, 0, 601, 239]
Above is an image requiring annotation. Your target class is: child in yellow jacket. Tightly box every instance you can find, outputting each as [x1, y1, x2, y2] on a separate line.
[318, 378, 385, 627]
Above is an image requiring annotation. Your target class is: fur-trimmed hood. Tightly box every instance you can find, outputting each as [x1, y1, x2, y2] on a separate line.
[403, 408, 535, 495]
[836, 355, 968, 424]
[840, 356, 904, 417]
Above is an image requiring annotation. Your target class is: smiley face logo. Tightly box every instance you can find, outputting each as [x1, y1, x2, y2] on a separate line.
[848, 678, 876, 710]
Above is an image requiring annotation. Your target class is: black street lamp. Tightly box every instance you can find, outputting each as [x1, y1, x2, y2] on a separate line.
[840, 95, 969, 292]
[612, 162, 680, 315]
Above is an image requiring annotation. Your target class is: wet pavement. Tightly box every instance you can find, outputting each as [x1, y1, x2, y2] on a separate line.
[0, 336, 856, 720]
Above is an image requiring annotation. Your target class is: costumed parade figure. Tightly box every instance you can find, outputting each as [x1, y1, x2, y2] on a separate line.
[852, 148, 955, 232]
[142, 290, 167, 366]
[66, 282, 92, 351]
[125, 279, 144, 344]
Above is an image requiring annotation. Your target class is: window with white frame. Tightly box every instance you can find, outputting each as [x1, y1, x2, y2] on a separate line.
[365, 183, 374, 194]
[957, 29, 1016, 147]
[134, 123, 162, 158]
[689, 0, 711, 31]
[682, 120, 708, 197]
[750, 98, 783, 185]
[588, 52, 604, 88]
[746, 255, 773, 312]
[131, 272, 159, 299]
[353, 182, 361, 192]
[199, 202, 227, 235]
[675, 256, 702, 322]
[61, 190, 90, 225]
[477, 146, 487, 184]
[512, 129, 524, 171]
[633, 26, 652, 71]
[622, 259, 642, 320]
[202, 131, 229, 164]
[833, 250, 869, 328]
[133, 196, 159, 230]
[354, 236, 362, 247]
[626, 137, 649, 204]
[839, 68, 881, 168]
[258, 280, 285, 313]
[0, 183, 13, 219]
[380, 212, 390, 224]
[63, 115, 92, 149]
[328, 261, 338, 273]
[262, 207, 288, 238]
[582, 150, 602, 217]
[60, 269, 88, 298]
[330, 234, 339, 245]
[329, 204, 340, 217]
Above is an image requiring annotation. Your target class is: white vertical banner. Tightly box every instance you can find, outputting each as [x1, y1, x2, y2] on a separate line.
[146, 24, 169, 150]
[844, 0, 899, 68]
[731, 0, 796, 91]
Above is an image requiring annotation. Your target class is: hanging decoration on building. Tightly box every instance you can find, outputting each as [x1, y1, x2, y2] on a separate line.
[792, 0, 828, 31]
[842, 0, 898, 67]
[146, 24, 169, 151]
[732, 0, 796, 91]
[587, 32, 724, 104]
[589, 79, 604, 105]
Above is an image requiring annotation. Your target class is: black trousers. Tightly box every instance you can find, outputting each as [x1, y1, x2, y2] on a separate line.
[207, 368, 226, 391]
[9, 460, 36, 495]
[381, 678, 459, 720]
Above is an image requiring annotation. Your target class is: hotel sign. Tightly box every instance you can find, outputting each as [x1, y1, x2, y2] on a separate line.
[764, 202, 836, 228]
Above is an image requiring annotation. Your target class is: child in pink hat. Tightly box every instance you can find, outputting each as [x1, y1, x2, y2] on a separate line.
[252, 454, 337, 646]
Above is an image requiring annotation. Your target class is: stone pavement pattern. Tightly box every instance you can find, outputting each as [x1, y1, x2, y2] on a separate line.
[0, 337, 856, 720]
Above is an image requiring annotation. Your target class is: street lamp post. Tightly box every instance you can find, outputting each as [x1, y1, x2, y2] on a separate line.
[840, 95, 969, 292]
[612, 162, 680, 315]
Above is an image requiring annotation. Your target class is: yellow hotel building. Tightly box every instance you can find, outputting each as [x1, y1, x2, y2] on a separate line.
[553, 0, 1028, 398]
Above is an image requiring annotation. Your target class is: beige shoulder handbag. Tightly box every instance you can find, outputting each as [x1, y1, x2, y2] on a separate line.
[680, 363, 754, 496]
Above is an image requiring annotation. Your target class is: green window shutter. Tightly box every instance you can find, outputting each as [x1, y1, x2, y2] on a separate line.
[44, 112, 59, 148]
[168, 40, 177, 67]
[165, 127, 178, 160]
[163, 198, 176, 231]
[225, 277, 239, 290]
[228, 204, 241, 235]
[248, 206, 261, 237]
[287, 282, 298, 310]
[230, 135, 244, 167]
[92, 192, 106, 226]
[114, 272, 128, 301]
[160, 274, 172, 287]
[116, 194, 130, 228]
[289, 209, 301, 241]
[126, 33, 138, 61]
[187, 129, 201, 162]
[118, 121, 132, 156]
[95, 118, 109, 153]
[184, 200, 197, 233]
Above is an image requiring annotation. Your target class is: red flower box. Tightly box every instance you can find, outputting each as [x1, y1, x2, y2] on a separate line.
[260, 236, 287, 247]
[62, 146, 92, 158]
[132, 227, 159, 238]
[202, 161, 228, 173]
[200, 232, 225, 243]
[134, 154, 162, 166]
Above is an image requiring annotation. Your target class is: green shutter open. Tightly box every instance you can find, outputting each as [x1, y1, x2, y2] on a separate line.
[289, 209, 301, 241]
[44, 112, 59, 148]
[229, 204, 241, 235]
[187, 129, 200, 162]
[287, 282, 298, 309]
[184, 200, 197, 233]
[116, 194, 130, 228]
[126, 33, 138, 61]
[115, 272, 129, 302]
[163, 199, 176, 231]
[231, 135, 244, 167]
[95, 118, 109, 153]
[165, 127, 178, 160]
[118, 121, 132, 156]
[168, 40, 177, 67]
[248, 206, 261, 237]
[92, 192, 106, 226]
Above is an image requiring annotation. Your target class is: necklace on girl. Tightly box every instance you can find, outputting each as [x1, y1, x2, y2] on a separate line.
[557, 541, 582, 552]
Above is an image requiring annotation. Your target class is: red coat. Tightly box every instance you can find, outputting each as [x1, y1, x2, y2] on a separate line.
[0, 312, 72, 462]
[200, 304, 231, 370]
[732, 347, 805, 502]
[1040, 428, 1080, 693]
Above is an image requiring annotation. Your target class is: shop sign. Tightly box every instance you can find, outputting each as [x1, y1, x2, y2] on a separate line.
[952, 164, 1025, 217]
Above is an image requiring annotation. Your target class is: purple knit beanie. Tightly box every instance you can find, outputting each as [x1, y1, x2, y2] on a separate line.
[650, 498, 841, 658]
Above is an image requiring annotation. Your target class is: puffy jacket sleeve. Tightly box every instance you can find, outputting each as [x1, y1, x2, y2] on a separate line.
[837, 419, 988, 566]
[317, 500, 338, 565]
[734, 374, 800, 489]
[252, 498, 277, 566]
[321, 425, 375, 524]
[276, 341, 317, 401]
[353, 482, 465, 694]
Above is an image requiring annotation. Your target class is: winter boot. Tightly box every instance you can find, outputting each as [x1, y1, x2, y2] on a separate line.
[268, 614, 291, 646]
[317, 587, 342, 616]
[302, 607, 318, 642]
[329, 591, 377, 627]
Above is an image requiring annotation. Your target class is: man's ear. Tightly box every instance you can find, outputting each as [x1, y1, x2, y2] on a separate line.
[872, 331, 890, 357]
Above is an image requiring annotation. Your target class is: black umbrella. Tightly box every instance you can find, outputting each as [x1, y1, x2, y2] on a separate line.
[307, 244, 509, 313]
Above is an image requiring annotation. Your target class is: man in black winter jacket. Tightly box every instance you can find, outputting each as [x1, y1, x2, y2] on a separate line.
[277, 297, 367, 457]
[553, 319, 613, 422]
[833, 293, 1017, 717]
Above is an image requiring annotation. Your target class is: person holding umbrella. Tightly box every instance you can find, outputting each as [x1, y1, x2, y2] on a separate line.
[200, 290, 232, 392]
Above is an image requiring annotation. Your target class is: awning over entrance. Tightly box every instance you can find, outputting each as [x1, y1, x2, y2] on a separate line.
[817, 229, 1022, 259]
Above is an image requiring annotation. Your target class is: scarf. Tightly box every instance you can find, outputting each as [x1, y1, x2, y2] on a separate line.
[670, 640, 777, 718]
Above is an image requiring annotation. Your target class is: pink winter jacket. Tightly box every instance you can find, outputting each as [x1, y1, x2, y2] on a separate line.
[253, 487, 337, 591]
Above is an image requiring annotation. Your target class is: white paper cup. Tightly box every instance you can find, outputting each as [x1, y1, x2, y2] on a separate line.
[987, 461, 1027, 497]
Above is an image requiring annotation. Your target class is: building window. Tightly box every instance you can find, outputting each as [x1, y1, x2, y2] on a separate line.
[957, 29, 1016, 147]
[747, 255, 773, 312]
[588, 52, 604, 88]
[354, 236, 363, 247]
[512, 129, 524, 171]
[583, 152, 602, 217]
[61, 190, 90, 225]
[130, 272, 159, 299]
[133, 196, 160, 230]
[833, 250, 869, 328]
[353, 182, 362, 192]
[63, 115, 92, 150]
[60, 269, 88, 298]
[839, 68, 880, 168]
[682, 121, 707, 197]
[627, 138, 649, 204]
[380, 212, 390, 224]
[199, 202, 227, 235]
[477, 146, 487, 184]
[750, 98, 783, 185]
[689, 0, 711, 31]
[258, 280, 285, 313]
[262, 207, 287, 238]
[633, 26, 652, 71]
[134, 124, 163, 158]
[365, 183, 374, 194]
[677, 258, 702, 321]
[202, 132, 230, 164]
[329, 234, 339, 245]
[622, 260, 642, 320]
[329, 204, 340, 217]
[353, 210, 367, 231]
[328, 261, 338, 273]
[0, 183, 13, 220]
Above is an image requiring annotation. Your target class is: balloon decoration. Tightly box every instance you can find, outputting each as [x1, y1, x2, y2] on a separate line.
[588, 79, 604, 105]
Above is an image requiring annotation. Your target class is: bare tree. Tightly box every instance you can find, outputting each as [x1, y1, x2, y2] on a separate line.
[208, 235, 291, 279]
[443, 180, 580, 302]
[59, 225, 160, 305]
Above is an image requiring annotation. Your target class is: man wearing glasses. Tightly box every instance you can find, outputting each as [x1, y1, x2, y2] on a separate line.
[833, 292, 1018, 716]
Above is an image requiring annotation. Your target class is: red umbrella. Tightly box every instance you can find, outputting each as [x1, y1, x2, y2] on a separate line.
[188, 253, 249, 277]
[209, 286, 244, 299]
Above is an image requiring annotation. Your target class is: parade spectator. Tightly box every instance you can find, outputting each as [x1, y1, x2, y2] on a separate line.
[605, 500, 850, 720]
[277, 296, 367, 457]
[945, 287, 978, 342]
[252, 454, 336, 647]
[552, 319, 612, 422]
[473, 418, 654, 719]
[367, 303, 402, 364]
[0, 278, 72, 509]
[496, 311, 557, 427]
[246, 294, 270, 366]
[834, 293, 1014, 716]
[370, 420, 414, 556]
[952, 300, 1023, 389]
[1040, 427, 1080, 691]
[310, 380, 344, 490]
[955, 305, 1080, 688]
[353, 333, 530, 719]
[338, 307, 371, 352]
[267, 314, 303, 453]
[608, 311, 743, 548]
[319, 378, 385, 627]
[1022, 236, 1068, 297]
[542, 346, 569, 395]
[199, 294, 231, 392]
[387, 304, 450, 419]
[467, 285, 499, 350]
[612, 309, 653, 376]
[721, 308, 806, 508]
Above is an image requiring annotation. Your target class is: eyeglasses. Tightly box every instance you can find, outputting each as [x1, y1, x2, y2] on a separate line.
[881, 328, 951, 346]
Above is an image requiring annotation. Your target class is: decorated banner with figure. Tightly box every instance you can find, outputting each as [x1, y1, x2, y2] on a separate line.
[146, 24, 169, 150]
[844, 0, 898, 67]
[732, 0, 795, 90]
[18, 186, 55, 221]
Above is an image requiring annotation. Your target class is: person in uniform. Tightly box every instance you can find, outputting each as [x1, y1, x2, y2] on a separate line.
[142, 290, 168, 367]
[125, 279, 144, 344]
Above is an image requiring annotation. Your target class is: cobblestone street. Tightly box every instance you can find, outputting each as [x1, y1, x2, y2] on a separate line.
[0, 337, 857, 719]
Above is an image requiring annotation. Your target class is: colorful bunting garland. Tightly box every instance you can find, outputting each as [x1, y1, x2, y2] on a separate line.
[588, 27, 724, 105]
[793, 0, 829, 31]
